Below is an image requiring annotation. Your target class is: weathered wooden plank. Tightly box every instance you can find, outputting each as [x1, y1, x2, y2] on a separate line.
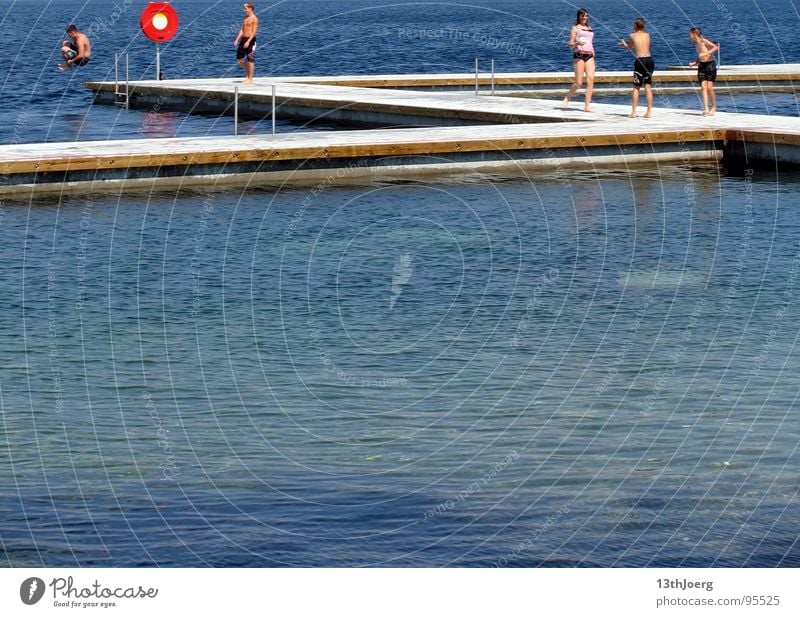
[86, 65, 800, 91]
[0, 128, 727, 175]
[726, 129, 800, 146]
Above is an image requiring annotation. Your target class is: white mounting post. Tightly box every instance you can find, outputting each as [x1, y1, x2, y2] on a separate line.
[234, 86, 239, 137]
[125, 53, 129, 109]
[272, 85, 276, 137]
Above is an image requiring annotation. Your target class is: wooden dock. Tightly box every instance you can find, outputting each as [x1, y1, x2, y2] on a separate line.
[2, 66, 799, 196]
[85, 65, 800, 125]
[193, 63, 800, 89]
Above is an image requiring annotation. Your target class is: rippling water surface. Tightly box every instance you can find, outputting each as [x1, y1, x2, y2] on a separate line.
[1, 0, 799, 567]
[2, 0, 800, 142]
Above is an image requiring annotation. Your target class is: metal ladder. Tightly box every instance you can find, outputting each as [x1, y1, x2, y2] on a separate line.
[114, 53, 129, 109]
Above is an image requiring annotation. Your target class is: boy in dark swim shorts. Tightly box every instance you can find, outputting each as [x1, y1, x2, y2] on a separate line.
[233, 3, 259, 84]
[619, 18, 653, 118]
[59, 24, 91, 71]
[689, 27, 719, 115]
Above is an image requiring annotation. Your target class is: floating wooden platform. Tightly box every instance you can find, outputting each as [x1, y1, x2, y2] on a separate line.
[2, 67, 799, 196]
[235, 64, 800, 91]
[85, 65, 800, 126]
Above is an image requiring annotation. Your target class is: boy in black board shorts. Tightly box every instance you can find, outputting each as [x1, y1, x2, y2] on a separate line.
[234, 3, 259, 84]
[59, 25, 91, 71]
[689, 27, 719, 115]
[618, 18, 653, 118]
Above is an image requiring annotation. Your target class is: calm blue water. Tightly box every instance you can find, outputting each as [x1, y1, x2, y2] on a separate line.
[1, 0, 799, 141]
[1, 0, 799, 567]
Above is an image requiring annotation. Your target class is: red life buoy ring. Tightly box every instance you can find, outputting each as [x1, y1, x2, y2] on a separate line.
[140, 2, 179, 43]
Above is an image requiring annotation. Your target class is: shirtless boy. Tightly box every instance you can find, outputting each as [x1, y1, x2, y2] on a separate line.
[618, 18, 653, 118]
[59, 25, 91, 71]
[234, 3, 259, 84]
[689, 27, 719, 115]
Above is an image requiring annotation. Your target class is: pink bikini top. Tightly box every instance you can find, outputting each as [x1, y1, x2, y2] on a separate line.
[575, 28, 594, 54]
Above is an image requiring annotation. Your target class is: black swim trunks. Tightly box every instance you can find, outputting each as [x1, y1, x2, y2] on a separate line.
[65, 43, 89, 66]
[236, 37, 256, 63]
[697, 60, 717, 83]
[572, 51, 594, 62]
[633, 56, 654, 88]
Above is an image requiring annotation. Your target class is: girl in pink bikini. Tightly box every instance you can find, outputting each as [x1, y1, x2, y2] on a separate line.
[562, 8, 595, 112]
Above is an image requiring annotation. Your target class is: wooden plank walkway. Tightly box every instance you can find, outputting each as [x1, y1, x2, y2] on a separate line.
[271, 64, 800, 89]
[84, 69, 800, 127]
[2, 67, 800, 196]
[0, 120, 727, 173]
[89, 79, 575, 126]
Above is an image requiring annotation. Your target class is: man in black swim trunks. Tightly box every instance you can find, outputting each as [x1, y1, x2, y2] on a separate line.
[234, 3, 259, 84]
[59, 24, 91, 71]
[689, 27, 719, 115]
[619, 17, 654, 118]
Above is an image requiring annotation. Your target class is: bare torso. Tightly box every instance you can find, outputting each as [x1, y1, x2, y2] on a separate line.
[628, 30, 651, 56]
[73, 32, 91, 58]
[242, 14, 258, 41]
[695, 38, 716, 62]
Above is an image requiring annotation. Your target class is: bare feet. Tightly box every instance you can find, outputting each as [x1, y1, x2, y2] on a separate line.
[644, 112, 652, 118]
[561, 96, 570, 107]
[57, 63, 70, 72]
[241, 79, 253, 85]
[629, 112, 637, 118]
[584, 106, 592, 113]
